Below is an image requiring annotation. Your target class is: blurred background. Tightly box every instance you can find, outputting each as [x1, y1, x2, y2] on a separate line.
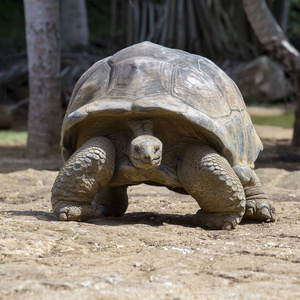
[0, 0, 300, 168]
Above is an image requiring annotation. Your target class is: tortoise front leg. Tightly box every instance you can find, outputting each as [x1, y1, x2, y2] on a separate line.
[51, 137, 116, 221]
[178, 145, 246, 230]
[232, 165, 276, 222]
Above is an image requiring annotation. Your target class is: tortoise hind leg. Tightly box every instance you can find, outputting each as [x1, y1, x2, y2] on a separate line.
[51, 137, 116, 221]
[94, 186, 129, 217]
[178, 145, 246, 230]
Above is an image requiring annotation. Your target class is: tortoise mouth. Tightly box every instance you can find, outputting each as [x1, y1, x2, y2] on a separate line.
[131, 156, 162, 170]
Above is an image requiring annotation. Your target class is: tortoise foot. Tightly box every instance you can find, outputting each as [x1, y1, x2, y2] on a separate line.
[53, 200, 102, 222]
[244, 199, 276, 222]
[195, 210, 241, 230]
[243, 172, 276, 222]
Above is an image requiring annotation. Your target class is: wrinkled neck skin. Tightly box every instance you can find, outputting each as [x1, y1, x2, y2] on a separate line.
[128, 119, 163, 170]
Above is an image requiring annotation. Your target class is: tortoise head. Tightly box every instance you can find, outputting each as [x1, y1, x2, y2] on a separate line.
[130, 135, 162, 170]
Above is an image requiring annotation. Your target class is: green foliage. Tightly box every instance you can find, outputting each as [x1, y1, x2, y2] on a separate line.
[251, 113, 295, 129]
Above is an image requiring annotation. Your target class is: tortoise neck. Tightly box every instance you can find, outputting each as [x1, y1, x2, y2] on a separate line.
[128, 118, 154, 137]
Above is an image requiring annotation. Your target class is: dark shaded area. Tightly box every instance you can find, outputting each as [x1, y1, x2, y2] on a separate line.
[4, 209, 196, 227]
[4, 209, 274, 229]
[4, 210, 57, 221]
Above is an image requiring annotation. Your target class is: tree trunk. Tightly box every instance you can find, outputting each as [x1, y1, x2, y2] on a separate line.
[60, 0, 89, 52]
[242, 0, 300, 147]
[24, 0, 62, 157]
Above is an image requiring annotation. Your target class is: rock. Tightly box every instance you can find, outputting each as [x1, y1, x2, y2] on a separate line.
[226, 56, 292, 102]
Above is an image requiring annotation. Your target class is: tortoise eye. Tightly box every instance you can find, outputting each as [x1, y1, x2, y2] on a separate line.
[135, 146, 140, 153]
[154, 147, 160, 153]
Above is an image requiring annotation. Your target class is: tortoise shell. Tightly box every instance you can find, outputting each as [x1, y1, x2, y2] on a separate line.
[61, 41, 262, 168]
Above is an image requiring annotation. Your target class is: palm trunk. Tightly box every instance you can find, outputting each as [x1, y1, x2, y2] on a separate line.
[243, 0, 300, 147]
[24, 0, 62, 157]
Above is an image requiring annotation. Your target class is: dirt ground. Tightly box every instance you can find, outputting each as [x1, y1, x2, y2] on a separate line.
[0, 125, 300, 300]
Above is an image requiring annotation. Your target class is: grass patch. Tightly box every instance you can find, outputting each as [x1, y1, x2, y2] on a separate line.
[251, 113, 295, 129]
[0, 131, 27, 145]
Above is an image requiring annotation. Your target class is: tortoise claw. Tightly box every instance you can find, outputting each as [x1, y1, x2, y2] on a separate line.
[222, 222, 233, 231]
[260, 207, 272, 220]
[244, 199, 276, 222]
[246, 207, 254, 217]
[58, 212, 68, 221]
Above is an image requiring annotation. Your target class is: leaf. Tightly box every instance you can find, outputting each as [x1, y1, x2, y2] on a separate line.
[72, 233, 80, 240]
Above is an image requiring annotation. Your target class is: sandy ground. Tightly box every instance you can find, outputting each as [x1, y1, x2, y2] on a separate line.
[0, 125, 300, 300]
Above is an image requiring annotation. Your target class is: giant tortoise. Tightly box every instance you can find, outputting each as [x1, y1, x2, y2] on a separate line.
[51, 41, 276, 230]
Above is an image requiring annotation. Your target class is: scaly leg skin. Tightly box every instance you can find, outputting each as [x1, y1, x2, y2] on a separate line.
[178, 145, 246, 230]
[243, 170, 276, 222]
[51, 137, 116, 221]
[93, 186, 128, 217]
